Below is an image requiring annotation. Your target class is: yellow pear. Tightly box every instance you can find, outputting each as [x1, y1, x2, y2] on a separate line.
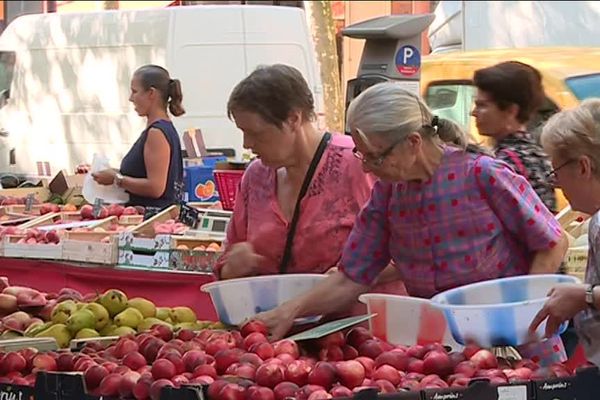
[169, 307, 197, 324]
[114, 308, 143, 329]
[174, 321, 204, 331]
[75, 328, 99, 339]
[65, 309, 96, 335]
[99, 289, 128, 317]
[100, 323, 117, 337]
[113, 326, 136, 337]
[156, 307, 170, 321]
[137, 318, 171, 332]
[51, 300, 78, 324]
[127, 298, 156, 319]
[35, 324, 71, 348]
[83, 303, 110, 331]
[25, 321, 53, 338]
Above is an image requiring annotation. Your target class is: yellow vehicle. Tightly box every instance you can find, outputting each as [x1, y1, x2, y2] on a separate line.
[421, 47, 600, 210]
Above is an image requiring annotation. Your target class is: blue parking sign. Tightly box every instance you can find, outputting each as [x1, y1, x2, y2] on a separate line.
[395, 45, 420, 76]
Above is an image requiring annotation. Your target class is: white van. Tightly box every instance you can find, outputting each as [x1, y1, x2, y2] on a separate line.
[0, 5, 324, 177]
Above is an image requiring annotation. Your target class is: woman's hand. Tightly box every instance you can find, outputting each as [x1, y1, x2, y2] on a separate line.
[529, 283, 587, 338]
[92, 169, 117, 186]
[255, 302, 298, 341]
[220, 242, 266, 280]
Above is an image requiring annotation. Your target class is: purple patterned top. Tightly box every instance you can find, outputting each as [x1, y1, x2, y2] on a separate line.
[340, 146, 562, 298]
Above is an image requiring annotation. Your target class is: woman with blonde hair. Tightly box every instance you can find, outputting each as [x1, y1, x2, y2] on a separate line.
[257, 82, 568, 340]
[530, 99, 600, 366]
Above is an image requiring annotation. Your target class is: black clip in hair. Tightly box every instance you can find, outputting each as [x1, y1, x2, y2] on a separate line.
[431, 115, 439, 128]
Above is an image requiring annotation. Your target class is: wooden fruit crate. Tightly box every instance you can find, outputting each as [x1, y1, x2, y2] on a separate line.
[565, 246, 588, 282]
[4, 235, 63, 259]
[170, 236, 223, 273]
[20, 212, 116, 230]
[0, 208, 36, 226]
[62, 231, 118, 265]
[118, 205, 180, 250]
[118, 214, 144, 226]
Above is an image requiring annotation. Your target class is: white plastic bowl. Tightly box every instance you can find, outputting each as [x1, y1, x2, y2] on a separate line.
[359, 293, 462, 350]
[201, 274, 327, 326]
[430, 274, 581, 347]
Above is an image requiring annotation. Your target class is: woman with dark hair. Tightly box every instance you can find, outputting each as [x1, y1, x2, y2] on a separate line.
[472, 61, 557, 213]
[215, 64, 406, 311]
[92, 65, 185, 209]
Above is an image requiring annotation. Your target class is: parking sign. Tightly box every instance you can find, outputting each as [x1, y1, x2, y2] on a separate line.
[395, 45, 420, 76]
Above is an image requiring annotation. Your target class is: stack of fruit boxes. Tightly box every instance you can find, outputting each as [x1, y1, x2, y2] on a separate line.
[117, 206, 180, 270]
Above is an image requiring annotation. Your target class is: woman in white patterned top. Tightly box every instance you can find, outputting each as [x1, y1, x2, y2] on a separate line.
[530, 98, 600, 366]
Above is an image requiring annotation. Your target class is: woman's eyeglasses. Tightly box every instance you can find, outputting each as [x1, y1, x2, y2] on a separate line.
[352, 139, 403, 167]
[546, 159, 574, 180]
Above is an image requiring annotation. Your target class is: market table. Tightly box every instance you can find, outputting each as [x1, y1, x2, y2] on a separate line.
[0, 258, 218, 320]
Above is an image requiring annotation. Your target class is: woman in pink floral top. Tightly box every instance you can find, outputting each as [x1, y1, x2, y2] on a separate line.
[258, 82, 568, 340]
[215, 65, 405, 301]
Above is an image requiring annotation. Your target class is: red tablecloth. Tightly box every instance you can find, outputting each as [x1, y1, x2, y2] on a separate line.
[0, 258, 218, 320]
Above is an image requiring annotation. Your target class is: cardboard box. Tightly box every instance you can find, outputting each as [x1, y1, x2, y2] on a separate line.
[49, 170, 85, 203]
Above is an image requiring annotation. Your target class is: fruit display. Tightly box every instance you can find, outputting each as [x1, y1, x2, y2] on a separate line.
[175, 242, 221, 252]
[0, 196, 40, 206]
[0, 281, 222, 347]
[0, 313, 588, 400]
[153, 219, 189, 235]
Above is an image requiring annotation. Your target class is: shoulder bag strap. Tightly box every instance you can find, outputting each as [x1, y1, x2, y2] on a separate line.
[279, 132, 332, 273]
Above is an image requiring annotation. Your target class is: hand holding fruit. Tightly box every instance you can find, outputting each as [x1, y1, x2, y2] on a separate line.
[93, 169, 117, 186]
[529, 283, 588, 338]
[254, 303, 296, 342]
[221, 242, 266, 279]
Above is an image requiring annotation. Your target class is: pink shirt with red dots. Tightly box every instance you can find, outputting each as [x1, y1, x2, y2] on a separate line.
[340, 146, 562, 298]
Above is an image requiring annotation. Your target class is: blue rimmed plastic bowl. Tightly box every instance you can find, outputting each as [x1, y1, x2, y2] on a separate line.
[430, 274, 581, 347]
[201, 274, 327, 326]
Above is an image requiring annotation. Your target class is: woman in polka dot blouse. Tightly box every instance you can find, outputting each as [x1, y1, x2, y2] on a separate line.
[257, 83, 568, 340]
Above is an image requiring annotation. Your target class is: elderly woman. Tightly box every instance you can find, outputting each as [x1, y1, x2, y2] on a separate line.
[472, 61, 557, 213]
[530, 99, 600, 366]
[258, 82, 568, 340]
[214, 65, 405, 308]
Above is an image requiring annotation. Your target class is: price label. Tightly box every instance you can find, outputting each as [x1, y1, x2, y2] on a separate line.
[143, 207, 162, 221]
[92, 198, 104, 219]
[24, 193, 35, 212]
[178, 202, 200, 228]
[498, 385, 528, 400]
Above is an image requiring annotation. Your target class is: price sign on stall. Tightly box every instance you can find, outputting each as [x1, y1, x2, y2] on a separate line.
[178, 202, 200, 229]
[92, 198, 104, 219]
[24, 193, 35, 213]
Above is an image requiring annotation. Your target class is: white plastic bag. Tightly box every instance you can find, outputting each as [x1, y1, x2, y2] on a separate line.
[82, 154, 130, 204]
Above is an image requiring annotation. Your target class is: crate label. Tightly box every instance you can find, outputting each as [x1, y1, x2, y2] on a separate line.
[92, 198, 104, 218]
[498, 385, 527, 400]
[24, 194, 35, 212]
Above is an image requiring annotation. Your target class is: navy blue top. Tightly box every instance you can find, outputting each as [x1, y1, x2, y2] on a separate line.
[120, 119, 183, 208]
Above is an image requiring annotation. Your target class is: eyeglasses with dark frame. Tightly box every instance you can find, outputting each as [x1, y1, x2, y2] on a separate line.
[546, 159, 575, 180]
[352, 132, 405, 167]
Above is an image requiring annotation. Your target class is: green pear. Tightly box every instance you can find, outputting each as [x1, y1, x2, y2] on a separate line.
[51, 300, 78, 324]
[1, 330, 22, 339]
[66, 309, 96, 335]
[114, 308, 143, 329]
[169, 307, 197, 324]
[137, 317, 171, 332]
[156, 307, 170, 321]
[113, 326, 136, 337]
[24, 321, 53, 337]
[100, 323, 117, 337]
[76, 303, 86, 311]
[99, 289, 128, 317]
[174, 321, 204, 331]
[75, 328, 99, 339]
[83, 303, 110, 331]
[35, 323, 72, 348]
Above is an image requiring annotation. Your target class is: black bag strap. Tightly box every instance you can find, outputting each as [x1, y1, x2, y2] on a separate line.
[279, 132, 332, 273]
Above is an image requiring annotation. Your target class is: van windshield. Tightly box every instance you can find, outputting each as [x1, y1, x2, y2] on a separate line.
[565, 73, 600, 100]
[0, 51, 15, 108]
